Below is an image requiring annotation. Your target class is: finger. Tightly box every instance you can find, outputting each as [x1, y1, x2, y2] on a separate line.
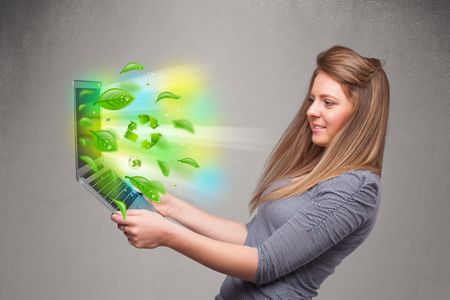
[126, 209, 148, 216]
[117, 224, 125, 231]
[123, 225, 136, 237]
[111, 213, 132, 225]
[127, 237, 134, 246]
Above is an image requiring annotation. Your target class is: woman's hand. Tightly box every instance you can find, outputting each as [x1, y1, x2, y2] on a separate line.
[146, 193, 180, 218]
[111, 208, 258, 282]
[111, 209, 174, 249]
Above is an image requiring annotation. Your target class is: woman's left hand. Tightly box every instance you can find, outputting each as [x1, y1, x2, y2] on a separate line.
[111, 209, 173, 249]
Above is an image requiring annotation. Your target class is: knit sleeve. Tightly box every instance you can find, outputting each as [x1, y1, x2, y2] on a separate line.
[255, 171, 379, 285]
[246, 215, 257, 231]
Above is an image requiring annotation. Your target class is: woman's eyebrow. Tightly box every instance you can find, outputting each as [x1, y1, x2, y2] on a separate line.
[309, 93, 340, 100]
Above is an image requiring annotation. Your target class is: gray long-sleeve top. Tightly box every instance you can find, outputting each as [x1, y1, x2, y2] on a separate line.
[215, 170, 381, 300]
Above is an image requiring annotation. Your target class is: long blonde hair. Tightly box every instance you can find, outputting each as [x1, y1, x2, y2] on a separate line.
[249, 45, 390, 213]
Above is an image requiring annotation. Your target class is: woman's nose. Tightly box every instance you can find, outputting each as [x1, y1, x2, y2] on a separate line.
[307, 101, 321, 118]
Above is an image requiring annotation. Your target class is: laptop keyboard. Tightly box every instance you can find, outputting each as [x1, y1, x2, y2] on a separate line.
[88, 169, 139, 209]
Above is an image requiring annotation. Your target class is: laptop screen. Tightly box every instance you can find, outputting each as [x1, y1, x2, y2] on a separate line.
[74, 83, 101, 171]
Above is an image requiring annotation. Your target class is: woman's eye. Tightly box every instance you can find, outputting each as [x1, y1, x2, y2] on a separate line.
[324, 100, 334, 106]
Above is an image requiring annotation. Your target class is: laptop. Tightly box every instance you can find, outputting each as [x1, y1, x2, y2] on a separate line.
[74, 80, 153, 213]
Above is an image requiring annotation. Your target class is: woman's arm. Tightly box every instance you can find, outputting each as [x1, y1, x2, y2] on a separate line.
[151, 193, 248, 245]
[111, 209, 258, 282]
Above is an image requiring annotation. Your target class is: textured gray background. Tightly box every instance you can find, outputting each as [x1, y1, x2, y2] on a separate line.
[1, 0, 449, 299]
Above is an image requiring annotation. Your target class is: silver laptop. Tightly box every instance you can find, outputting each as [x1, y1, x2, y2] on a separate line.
[74, 80, 152, 212]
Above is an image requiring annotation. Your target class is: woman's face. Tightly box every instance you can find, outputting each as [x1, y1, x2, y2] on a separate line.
[306, 71, 354, 148]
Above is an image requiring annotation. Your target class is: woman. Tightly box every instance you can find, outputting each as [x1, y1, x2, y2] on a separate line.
[111, 45, 390, 299]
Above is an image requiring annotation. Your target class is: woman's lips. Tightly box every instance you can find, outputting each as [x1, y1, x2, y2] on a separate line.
[311, 125, 325, 133]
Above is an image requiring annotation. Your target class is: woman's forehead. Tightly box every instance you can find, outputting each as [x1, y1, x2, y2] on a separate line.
[310, 72, 348, 100]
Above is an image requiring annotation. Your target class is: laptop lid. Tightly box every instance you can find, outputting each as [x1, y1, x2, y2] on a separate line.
[73, 80, 153, 213]
[74, 80, 102, 179]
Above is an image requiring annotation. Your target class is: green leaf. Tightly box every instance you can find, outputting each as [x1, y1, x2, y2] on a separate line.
[173, 119, 195, 134]
[155, 91, 181, 103]
[79, 90, 94, 98]
[94, 88, 135, 110]
[78, 138, 87, 147]
[138, 114, 150, 125]
[150, 132, 162, 145]
[78, 104, 87, 112]
[112, 199, 127, 219]
[124, 130, 138, 142]
[79, 117, 93, 127]
[149, 116, 159, 129]
[178, 157, 200, 168]
[125, 176, 165, 203]
[90, 130, 117, 152]
[157, 160, 170, 177]
[120, 62, 145, 74]
[127, 121, 137, 131]
[141, 139, 154, 150]
[79, 155, 98, 172]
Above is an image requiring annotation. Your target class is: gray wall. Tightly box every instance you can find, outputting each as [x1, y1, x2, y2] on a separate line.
[1, 0, 449, 299]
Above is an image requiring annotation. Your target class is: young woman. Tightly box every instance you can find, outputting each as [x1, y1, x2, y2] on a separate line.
[112, 45, 390, 299]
